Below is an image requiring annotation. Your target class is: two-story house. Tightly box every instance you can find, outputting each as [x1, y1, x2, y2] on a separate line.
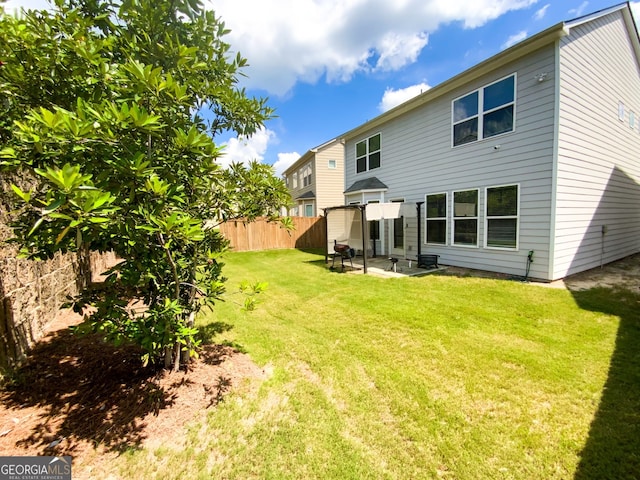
[283, 138, 344, 217]
[339, 3, 640, 282]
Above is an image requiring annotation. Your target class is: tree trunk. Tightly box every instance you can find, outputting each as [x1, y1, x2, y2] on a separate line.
[172, 341, 181, 372]
[164, 346, 173, 369]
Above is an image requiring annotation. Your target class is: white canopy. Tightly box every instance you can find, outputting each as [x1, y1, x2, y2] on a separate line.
[365, 202, 416, 220]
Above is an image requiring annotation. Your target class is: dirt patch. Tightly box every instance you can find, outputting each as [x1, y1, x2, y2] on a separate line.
[557, 253, 640, 291]
[0, 309, 268, 477]
[439, 254, 640, 291]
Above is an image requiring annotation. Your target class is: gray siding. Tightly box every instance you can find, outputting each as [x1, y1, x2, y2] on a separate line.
[554, 11, 640, 279]
[345, 46, 557, 279]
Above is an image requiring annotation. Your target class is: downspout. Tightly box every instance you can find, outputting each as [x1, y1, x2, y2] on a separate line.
[361, 205, 367, 274]
[323, 208, 328, 265]
[416, 201, 424, 259]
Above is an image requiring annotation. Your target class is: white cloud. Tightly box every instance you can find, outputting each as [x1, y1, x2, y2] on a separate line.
[378, 82, 431, 112]
[534, 4, 550, 20]
[5, 0, 541, 96]
[374, 32, 429, 71]
[272, 152, 301, 178]
[501, 31, 528, 50]
[208, 0, 539, 96]
[631, 2, 640, 22]
[218, 127, 275, 168]
[569, 1, 589, 18]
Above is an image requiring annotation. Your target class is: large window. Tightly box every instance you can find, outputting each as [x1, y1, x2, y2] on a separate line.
[356, 133, 381, 173]
[453, 74, 516, 146]
[426, 193, 447, 245]
[485, 185, 519, 249]
[453, 189, 478, 246]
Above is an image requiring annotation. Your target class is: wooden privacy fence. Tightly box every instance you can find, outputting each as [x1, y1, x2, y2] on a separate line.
[219, 216, 326, 252]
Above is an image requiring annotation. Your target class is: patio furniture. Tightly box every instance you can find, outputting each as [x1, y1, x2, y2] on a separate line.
[332, 241, 355, 271]
[417, 254, 439, 269]
[388, 257, 399, 272]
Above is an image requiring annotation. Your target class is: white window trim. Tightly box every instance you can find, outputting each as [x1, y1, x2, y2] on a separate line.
[484, 183, 520, 250]
[425, 192, 448, 246]
[328, 159, 337, 169]
[452, 188, 479, 248]
[451, 73, 517, 148]
[302, 163, 312, 187]
[355, 132, 382, 174]
[303, 201, 315, 217]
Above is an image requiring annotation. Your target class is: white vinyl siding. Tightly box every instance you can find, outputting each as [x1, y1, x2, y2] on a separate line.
[553, 10, 640, 279]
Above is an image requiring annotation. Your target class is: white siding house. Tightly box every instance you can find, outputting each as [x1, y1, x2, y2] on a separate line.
[340, 3, 640, 281]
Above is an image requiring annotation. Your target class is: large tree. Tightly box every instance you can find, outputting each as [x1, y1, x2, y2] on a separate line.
[0, 0, 291, 370]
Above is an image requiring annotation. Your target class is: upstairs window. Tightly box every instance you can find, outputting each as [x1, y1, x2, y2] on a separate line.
[328, 159, 337, 169]
[302, 163, 312, 187]
[453, 74, 516, 146]
[426, 193, 447, 245]
[356, 133, 381, 173]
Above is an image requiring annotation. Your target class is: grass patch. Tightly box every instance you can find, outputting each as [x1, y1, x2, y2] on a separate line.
[118, 249, 640, 479]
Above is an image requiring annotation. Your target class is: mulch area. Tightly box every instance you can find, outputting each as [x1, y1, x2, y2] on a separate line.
[0, 309, 267, 476]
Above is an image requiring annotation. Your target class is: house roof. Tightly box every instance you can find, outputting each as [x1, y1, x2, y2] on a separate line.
[344, 177, 388, 193]
[297, 190, 316, 200]
[339, 2, 637, 143]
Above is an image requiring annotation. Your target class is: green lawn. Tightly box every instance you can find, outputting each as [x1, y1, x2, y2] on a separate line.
[119, 249, 640, 479]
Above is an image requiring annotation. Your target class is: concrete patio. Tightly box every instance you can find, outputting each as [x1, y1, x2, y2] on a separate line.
[328, 255, 447, 278]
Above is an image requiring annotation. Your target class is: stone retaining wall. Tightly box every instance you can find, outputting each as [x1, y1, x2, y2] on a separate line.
[0, 173, 117, 369]
[0, 239, 117, 369]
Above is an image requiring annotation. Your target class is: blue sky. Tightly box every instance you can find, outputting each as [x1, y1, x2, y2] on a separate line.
[3, 0, 640, 176]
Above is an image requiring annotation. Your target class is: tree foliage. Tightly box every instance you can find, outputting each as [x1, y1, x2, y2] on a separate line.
[0, 0, 292, 370]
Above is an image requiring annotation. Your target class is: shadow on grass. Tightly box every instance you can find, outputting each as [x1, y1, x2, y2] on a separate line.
[198, 321, 247, 353]
[198, 321, 234, 344]
[572, 286, 640, 479]
[0, 324, 231, 455]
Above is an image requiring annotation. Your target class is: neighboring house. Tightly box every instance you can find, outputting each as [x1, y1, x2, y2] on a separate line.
[283, 138, 344, 217]
[339, 3, 640, 281]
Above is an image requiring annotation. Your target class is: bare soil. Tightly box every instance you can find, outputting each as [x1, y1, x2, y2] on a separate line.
[1, 254, 638, 477]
